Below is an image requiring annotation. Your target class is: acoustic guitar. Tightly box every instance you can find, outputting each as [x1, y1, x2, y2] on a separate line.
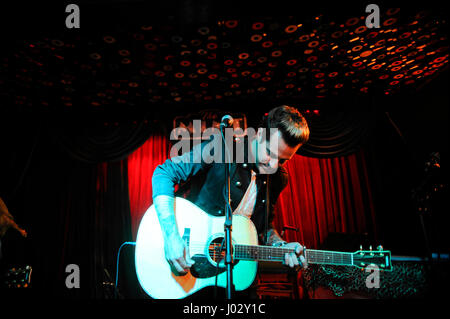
[135, 197, 391, 299]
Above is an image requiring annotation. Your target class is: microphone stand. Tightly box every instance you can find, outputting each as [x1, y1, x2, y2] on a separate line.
[220, 122, 234, 299]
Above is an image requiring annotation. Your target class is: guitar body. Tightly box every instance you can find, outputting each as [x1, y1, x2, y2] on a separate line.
[135, 197, 258, 299]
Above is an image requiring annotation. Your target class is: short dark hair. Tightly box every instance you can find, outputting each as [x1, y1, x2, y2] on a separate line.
[263, 105, 310, 147]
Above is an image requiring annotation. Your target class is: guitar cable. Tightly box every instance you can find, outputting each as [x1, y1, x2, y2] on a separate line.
[115, 241, 136, 299]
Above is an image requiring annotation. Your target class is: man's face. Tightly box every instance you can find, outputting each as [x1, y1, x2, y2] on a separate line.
[254, 128, 301, 174]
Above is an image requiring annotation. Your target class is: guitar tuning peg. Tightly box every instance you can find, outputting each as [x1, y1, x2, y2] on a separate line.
[369, 245, 372, 251]
[377, 245, 383, 251]
[359, 245, 363, 251]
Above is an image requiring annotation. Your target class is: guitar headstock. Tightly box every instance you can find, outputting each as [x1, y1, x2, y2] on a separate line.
[352, 245, 392, 271]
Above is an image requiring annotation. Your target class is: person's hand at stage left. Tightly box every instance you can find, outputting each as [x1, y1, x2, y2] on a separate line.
[18, 228, 27, 238]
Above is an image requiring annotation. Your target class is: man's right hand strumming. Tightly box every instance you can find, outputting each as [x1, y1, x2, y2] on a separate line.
[164, 233, 195, 275]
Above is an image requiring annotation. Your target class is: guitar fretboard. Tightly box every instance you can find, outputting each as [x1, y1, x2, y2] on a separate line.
[234, 245, 353, 266]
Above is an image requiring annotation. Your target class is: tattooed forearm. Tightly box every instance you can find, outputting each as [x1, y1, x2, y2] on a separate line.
[265, 228, 286, 246]
[153, 195, 179, 240]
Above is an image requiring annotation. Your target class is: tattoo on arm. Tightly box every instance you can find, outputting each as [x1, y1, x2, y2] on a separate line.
[154, 195, 179, 240]
[265, 228, 285, 246]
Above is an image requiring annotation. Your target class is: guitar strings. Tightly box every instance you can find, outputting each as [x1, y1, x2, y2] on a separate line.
[187, 242, 354, 264]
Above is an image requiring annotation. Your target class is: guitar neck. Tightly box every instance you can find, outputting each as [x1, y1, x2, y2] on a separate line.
[234, 245, 354, 267]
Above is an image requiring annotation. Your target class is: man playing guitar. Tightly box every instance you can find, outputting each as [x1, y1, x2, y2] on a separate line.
[151, 105, 310, 277]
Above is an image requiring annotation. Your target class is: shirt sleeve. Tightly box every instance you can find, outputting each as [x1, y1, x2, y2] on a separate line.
[152, 135, 220, 199]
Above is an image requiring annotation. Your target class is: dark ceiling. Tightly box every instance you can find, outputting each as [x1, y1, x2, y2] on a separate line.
[1, 1, 448, 117]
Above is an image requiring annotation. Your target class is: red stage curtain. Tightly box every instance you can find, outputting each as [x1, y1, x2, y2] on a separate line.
[127, 136, 377, 249]
[272, 151, 377, 249]
[127, 133, 169, 239]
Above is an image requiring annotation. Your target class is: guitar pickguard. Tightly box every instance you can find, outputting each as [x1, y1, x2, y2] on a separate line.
[190, 255, 225, 278]
[190, 255, 240, 278]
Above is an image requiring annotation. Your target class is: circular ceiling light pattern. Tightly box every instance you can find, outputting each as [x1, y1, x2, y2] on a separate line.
[262, 41, 273, 48]
[308, 40, 320, 48]
[180, 60, 191, 67]
[103, 36, 116, 44]
[399, 32, 412, 39]
[6, 9, 448, 108]
[190, 39, 202, 46]
[285, 25, 298, 33]
[206, 42, 218, 50]
[354, 26, 367, 34]
[314, 72, 325, 78]
[225, 20, 238, 28]
[286, 59, 297, 66]
[257, 56, 267, 63]
[90, 53, 101, 60]
[383, 18, 397, 26]
[360, 50, 373, 57]
[271, 50, 283, 57]
[118, 49, 130, 56]
[171, 35, 183, 43]
[238, 52, 250, 59]
[331, 31, 343, 39]
[198, 27, 210, 35]
[366, 31, 379, 39]
[345, 17, 360, 27]
[144, 43, 157, 51]
[251, 34, 263, 42]
[299, 34, 310, 42]
[51, 39, 64, 47]
[386, 8, 401, 16]
[252, 22, 264, 30]
[395, 46, 408, 53]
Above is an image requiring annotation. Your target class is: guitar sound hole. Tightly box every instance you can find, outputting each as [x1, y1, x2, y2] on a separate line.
[208, 237, 225, 264]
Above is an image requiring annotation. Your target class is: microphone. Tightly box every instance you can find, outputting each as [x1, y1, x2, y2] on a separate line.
[220, 115, 234, 128]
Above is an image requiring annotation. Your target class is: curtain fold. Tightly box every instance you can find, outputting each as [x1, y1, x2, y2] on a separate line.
[298, 108, 374, 158]
[127, 133, 169, 239]
[52, 114, 159, 164]
[272, 151, 377, 249]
